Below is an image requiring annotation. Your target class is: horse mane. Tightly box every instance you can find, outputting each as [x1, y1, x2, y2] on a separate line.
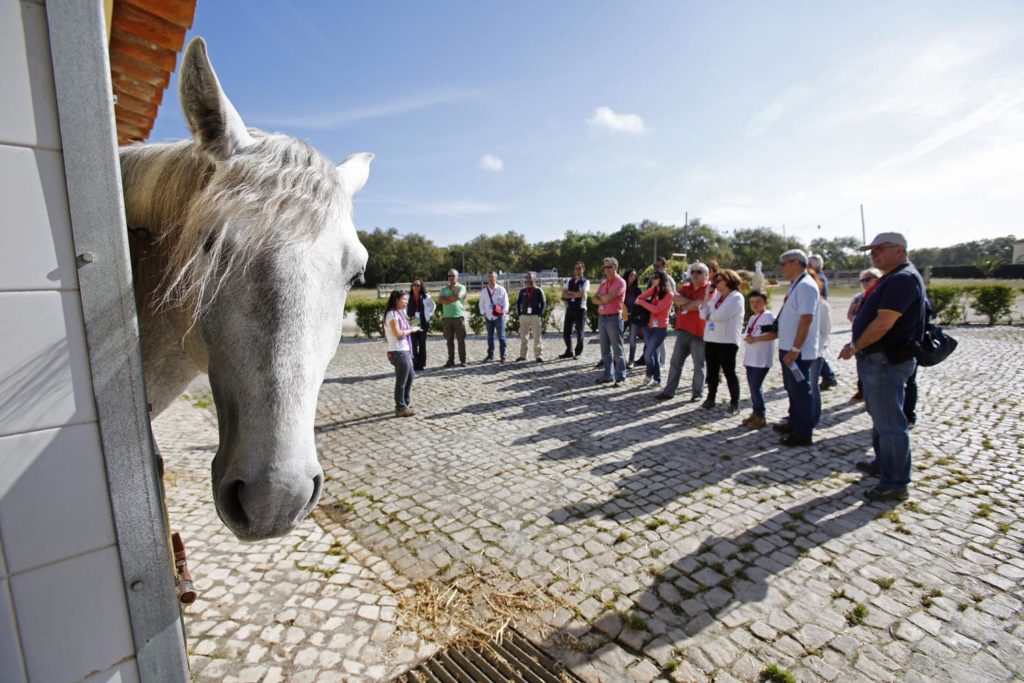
[120, 131, 346, 319]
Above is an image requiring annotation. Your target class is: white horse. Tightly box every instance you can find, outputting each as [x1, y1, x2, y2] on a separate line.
[120, 38, 371, 541]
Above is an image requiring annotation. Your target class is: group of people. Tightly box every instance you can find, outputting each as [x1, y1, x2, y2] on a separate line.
[380, 231, 927, 501]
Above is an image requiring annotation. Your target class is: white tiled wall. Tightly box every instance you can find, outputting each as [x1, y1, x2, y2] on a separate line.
[0, 1, 138, 680]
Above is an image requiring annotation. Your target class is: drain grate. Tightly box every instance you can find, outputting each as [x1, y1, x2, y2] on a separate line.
[393, 629, 583, 683]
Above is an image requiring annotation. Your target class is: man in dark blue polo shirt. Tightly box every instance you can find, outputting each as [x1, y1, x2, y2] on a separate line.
[839, 232, 926, 501]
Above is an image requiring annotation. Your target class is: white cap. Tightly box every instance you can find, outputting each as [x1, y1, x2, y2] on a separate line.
[859, 232, 907, 251]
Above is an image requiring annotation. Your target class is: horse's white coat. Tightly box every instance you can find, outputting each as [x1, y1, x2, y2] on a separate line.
[120, 38, 370, 540]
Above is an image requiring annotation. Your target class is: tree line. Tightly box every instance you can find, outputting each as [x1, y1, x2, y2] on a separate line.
[357, 219, 1017, 286]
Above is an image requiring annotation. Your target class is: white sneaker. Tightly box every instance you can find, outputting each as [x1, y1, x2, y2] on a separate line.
[650, 381, 662, 390]
[638, 377, 652, 388]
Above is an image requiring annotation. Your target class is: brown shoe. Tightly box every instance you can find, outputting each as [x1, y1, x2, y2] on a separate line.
[395, 406, 415, 417]
[747, 415, 767, 429]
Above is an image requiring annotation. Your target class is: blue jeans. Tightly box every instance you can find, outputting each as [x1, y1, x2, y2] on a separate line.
[643, 327, 668, 382]
[563, 307, 585, 355]
[626, 320, 640, 363]
[745, 366, 770, 417]
[664, 330, 705, 398]
[821, 358, 836, 383]
[858, 352, 916, 489]
[598, 314, 626, 381]
[779, 350, 822, 437]
[389, 350, 414, 409]
[485, 316, 507, 359]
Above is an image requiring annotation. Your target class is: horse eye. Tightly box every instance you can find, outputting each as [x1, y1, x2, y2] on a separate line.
[349, 271, 364, 287]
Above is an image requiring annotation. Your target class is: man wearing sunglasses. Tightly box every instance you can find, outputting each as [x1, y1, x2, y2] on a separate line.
[438, 269, 468, 367]
[593, 258, 627, 385]
[839, 232, 926, 502]
[559, 261, 590, 359]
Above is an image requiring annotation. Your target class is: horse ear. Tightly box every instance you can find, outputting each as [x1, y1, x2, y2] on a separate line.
[179, 37, 254, 159]
[337, 152, 374, 196]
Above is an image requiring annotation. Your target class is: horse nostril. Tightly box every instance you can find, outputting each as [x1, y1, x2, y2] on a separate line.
[219, 479, 249, 529]
[302, 473, 324, 520]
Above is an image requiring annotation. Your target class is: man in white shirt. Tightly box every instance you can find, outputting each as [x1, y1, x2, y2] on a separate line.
[773, 249, 821, 446]
[480, 270, 510, 362]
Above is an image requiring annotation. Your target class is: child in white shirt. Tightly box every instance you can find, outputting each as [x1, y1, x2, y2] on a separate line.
[742, 290, 778, 428]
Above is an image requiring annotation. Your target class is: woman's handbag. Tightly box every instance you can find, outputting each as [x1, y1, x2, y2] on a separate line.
[632, 297, 652, 328]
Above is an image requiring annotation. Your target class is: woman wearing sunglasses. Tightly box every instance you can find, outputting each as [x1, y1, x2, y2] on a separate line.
[846, 268, 881, 400]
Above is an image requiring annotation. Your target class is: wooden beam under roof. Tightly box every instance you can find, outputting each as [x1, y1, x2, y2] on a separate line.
[108, 0, 197, 144]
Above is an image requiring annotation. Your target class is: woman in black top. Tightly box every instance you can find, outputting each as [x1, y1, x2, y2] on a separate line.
[623, 269, 643, 368]
[406, 279, 433, 371]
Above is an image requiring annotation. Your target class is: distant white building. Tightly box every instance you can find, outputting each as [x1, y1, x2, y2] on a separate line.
[1013, 240, 1024, 264]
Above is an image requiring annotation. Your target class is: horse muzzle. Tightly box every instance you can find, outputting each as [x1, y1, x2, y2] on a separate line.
[213, 460, 324, 541]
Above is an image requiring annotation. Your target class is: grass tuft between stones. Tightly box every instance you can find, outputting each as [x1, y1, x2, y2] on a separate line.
[760, 663, 797, 683]
[846, 602, 869, 626]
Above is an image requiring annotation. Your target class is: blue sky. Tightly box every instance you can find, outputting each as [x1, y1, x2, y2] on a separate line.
[150, 1, 1024, 250]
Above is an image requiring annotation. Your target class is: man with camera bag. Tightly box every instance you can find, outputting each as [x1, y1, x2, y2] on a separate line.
[839, 232, 926, 502]
[480, 270, 509, 363]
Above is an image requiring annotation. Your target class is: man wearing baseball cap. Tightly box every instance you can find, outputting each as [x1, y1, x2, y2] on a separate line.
[839, 232, 927, 501]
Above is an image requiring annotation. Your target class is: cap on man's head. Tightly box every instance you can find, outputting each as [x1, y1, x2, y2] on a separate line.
[859, 232, 907, 251]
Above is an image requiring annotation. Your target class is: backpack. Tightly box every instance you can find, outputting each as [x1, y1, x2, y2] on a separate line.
[915, 299, 957, 367]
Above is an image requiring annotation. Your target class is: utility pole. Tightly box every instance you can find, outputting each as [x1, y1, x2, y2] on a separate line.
[860, 203, 869, 265]
[782, 223, 786, 242]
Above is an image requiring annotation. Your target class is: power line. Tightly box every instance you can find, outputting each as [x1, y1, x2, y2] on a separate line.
[784, 206, 861, 235]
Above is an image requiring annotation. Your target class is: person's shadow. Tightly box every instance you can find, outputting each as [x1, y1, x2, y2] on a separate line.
[539, 482, 891, 664]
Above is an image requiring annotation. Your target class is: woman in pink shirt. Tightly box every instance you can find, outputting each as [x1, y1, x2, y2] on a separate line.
[634, 272, 674, 388]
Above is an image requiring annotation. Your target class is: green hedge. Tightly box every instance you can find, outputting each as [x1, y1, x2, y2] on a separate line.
[926, 284, 1018, 325]
[929, 264, 1024, 279]
[352, 300, 387, 337]
[972, 285, 1016, 324]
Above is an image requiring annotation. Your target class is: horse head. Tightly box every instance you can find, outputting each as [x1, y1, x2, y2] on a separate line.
[161, 38, 370, 540]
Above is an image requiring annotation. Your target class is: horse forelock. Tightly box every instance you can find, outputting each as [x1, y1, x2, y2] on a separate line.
[124, 132, 348, 320]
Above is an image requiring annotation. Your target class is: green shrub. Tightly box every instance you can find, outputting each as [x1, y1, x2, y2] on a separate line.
[352, 300, 387, 337]
[506, 304, 521, 334]
[466, 297, 486, 335]
[971, 285, 1016, 324]
[587, 298, 599, 331]
[926, 285, 966, 324]
[541, 286, 561, 332]
[428, 308, 444, 333]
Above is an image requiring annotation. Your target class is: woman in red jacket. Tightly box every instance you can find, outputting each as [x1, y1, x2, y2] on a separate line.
[634, 271, 674, 389]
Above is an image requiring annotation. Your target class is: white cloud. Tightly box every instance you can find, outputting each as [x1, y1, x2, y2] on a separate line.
[587, 106, 648, 134]
[362, 194, 506, 218]
[478, 154, 504, 172]
[744, 84, 811, 138]
[255, 88, 479, 129]
[874, 91, 1024, 171]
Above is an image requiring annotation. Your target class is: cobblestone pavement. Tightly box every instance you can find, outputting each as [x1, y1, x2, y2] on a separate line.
[156, 322, 1024, 682]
